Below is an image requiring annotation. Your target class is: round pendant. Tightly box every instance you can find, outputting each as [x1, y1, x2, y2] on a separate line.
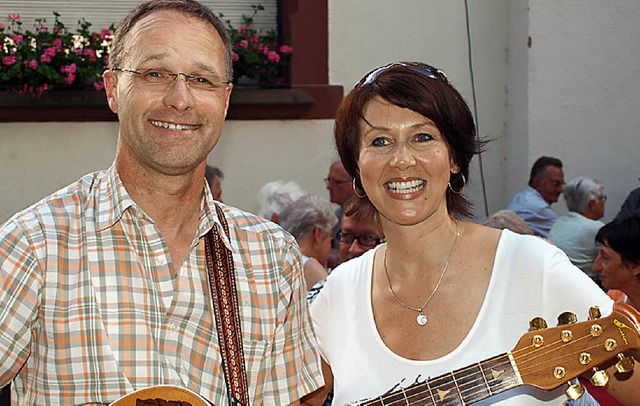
[416, 313, 428, 326]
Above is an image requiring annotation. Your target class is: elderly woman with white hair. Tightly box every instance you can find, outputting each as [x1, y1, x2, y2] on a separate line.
[549, 176, 606, 283]
[279, 195, 338, 296]
[256, 180, 307, 224]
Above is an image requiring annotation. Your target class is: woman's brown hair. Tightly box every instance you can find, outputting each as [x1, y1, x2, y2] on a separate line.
[334, 62, 486, 220]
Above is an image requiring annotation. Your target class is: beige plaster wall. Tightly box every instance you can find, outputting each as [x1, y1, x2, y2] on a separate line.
[2, 0, 639, 225]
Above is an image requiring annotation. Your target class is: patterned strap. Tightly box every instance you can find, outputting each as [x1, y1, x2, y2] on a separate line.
[204, 204, 250, 406]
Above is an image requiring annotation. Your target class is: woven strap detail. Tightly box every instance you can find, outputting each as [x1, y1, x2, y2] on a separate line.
[204, 204, 249, 406]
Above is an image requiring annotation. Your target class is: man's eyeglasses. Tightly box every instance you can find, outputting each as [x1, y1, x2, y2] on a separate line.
[112, 67, 231, 93]
[324, 177, 350, 186]
[337, 231, 385, 248]
[355, 61, 448, 88]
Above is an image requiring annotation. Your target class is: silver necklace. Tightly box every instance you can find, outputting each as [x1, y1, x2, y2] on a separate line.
[383, 218, 460, 326]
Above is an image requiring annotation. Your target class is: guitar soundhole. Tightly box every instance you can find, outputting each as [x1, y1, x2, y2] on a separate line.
[136, 399, 193, 406]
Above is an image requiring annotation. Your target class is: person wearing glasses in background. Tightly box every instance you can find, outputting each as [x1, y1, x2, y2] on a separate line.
[301, 62, 638, 405]
[549, 176, 607, 286]
[0, 1, 322, 404]
[325, 160, 355, 209]
[507, 156, 565, 238]
[337, 197, 385, 263]
[324, 160, 356, 269]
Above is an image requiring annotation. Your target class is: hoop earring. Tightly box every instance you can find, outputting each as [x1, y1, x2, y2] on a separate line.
[353, 178, 366, 198]
[448, 173, 466, 194]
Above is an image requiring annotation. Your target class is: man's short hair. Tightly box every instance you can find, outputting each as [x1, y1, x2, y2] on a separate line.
[528, 156, 563, 185]
[109, 0, 234, 81]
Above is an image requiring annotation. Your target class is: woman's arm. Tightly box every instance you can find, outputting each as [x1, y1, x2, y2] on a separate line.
[301, 359, 334, 406]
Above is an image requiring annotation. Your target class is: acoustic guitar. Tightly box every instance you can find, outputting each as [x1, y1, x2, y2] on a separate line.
[353, 302, 639, 405]
[110, 385, 210, 406]
[109, 303, 639, 406]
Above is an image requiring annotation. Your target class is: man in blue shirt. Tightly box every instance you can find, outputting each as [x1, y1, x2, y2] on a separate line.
[507, 156, 564, 237]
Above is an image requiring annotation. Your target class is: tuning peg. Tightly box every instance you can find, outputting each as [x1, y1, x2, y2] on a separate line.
[590, 368, 610, 387]
[557, 312, 578, 325]
[615, 353, 635, 374]
[529, 316, 548, 330]
[565, 381, 584, 400]
[588, 306, 601, 320]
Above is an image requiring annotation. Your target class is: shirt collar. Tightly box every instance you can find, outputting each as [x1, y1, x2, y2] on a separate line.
[200, 181, 232, 251]
[95, 164, 232, 250]
[95, 163, 135, 231]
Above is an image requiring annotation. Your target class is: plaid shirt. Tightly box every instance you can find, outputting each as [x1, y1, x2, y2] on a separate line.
[0, 164, 323, 405]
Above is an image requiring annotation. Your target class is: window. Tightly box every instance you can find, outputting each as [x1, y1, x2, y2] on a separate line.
[0, 1, 278, 33]
[0, 0, 343, 121]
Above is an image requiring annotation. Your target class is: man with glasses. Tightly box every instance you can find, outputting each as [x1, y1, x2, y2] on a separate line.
[507, 156, 565, 237]
[325, 160, 354, 208]
[0, 1, 322, 404]
[324, 160, 355, 268]
[338, 208, 385, 263]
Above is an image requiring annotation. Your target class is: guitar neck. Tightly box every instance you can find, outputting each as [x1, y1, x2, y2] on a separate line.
[360, 352, 521, 405]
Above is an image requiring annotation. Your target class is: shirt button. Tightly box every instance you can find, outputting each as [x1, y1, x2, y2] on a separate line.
[155, 256, 167, 266]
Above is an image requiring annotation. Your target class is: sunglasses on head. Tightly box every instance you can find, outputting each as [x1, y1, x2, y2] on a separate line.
[354, 61, 448, 88]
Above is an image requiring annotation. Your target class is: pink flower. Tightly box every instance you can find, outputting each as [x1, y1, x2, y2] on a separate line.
[64, 73, 76, 85]
[267, 51, 280, 63]
[84, 48, 96, 62]
[40, 53, 52, 63]
[35, 83, 48, 96]
[9, 33, 23, 43]
[53, 27, 61, 34]
[279, 45, 293, 54]
[103, 55, 109, 66]
[250, 35, 260, 44]
[0, 23, 5, 31]
[238, 40, 248, 49]
[100, 28, 111, 40]
[23, 59, 37, 69]
[232, 52, 239, 62]
[2, 55, 16, 66]
[52, 38, 62, 50]
[44, 47, 56, 57]
[39, 25, 47, 33]
[238, 25, 247, 33]
[93, 81, 105, 91]
[7, 14, 20, 22]
[60, 63, 77, 74]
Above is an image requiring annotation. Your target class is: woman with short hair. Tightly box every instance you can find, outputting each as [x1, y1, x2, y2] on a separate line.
[303, 62, 637, 405]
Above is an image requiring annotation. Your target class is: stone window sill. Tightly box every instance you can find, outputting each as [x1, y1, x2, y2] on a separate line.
[0, 84, 343, 122]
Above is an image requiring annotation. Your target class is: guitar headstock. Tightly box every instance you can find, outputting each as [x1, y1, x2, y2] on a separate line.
[512, 302, 640, 390]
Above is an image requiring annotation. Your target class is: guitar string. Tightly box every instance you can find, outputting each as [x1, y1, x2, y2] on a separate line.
[362, 323, 612, 405]
[372, 336, 598, 406]
[359, 330, 598, 405]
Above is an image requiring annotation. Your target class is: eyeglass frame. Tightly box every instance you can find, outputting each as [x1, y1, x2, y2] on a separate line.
[336, 231, 385, 248]
[354, 61, 448, 88]
[324, 177, 351, 186]
[111, 67, 231, 92]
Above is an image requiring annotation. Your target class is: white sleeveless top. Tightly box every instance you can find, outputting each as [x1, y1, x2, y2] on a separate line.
[311, 230, 612, 405]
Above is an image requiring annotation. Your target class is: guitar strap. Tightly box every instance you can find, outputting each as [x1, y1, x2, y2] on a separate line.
[204, 204, 250, 406]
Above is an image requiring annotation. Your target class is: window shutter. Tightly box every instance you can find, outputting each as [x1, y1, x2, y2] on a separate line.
[0, 0, 277, 33]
